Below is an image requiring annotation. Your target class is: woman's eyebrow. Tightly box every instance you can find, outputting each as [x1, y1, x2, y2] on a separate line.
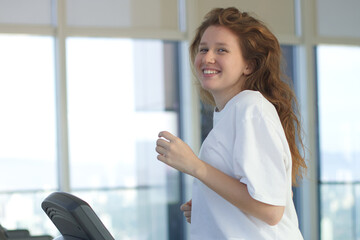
[199, 42, 229, 46]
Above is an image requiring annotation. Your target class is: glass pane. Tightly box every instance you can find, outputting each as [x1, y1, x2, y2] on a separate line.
[0, 191, 59, 237]
[0, 0, 52, 25]
[317, 45, 360, 182]
[66, 38, 179, 189]
[281, 45, 295, 81]
[73, 189, 169, 239]
[66, 37, 181, 239]
[320, 184, 355, 240]
[0, 35, 57, 191]
[67, 0, 179, 30]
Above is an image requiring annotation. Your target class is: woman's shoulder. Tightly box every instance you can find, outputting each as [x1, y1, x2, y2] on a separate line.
[233, 90, 275, 117]
[233, 90, 284, 134]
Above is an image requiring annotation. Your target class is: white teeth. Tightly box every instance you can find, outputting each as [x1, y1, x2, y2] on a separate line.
[203, 69, 219, 74]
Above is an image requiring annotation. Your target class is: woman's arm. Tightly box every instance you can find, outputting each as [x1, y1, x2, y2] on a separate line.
[194, 158, 284, 225]
[156, 131, 285, 226]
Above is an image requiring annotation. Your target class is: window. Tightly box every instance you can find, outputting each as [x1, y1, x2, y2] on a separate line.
[0, 34, 57, 234]
[66, 38, 181, 239]
[0, 34, 183, 239]
[317, 45, 360, 240]
[0, 0, 185, 237]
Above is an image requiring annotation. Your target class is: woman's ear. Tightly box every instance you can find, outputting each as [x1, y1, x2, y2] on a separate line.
[244, 60, 255, 76]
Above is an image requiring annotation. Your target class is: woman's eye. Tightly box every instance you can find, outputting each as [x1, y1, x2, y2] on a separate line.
[218, 48, 227, 53]
[199, 48, 208, 53]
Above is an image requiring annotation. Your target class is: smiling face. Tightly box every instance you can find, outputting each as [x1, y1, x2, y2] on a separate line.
[194, 25, 251, 108]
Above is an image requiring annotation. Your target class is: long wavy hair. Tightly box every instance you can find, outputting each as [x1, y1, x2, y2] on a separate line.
[190, 7, 306, 185]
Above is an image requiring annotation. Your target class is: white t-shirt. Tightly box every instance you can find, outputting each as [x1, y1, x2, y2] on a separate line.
[190, 90, 303, 240]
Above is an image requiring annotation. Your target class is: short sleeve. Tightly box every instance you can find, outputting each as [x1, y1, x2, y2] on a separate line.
[233, 108, 288, 206]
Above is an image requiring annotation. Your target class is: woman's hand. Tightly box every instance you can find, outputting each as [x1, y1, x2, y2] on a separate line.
[180, 199, 192, 223]
[156, 131, 203, 177]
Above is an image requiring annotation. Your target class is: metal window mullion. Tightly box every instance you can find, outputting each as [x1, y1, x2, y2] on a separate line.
[0, 24, 54, 35]
[54, 0, 70, 192]
[294, 0, 319, 239]
[66, 27, 186, 40]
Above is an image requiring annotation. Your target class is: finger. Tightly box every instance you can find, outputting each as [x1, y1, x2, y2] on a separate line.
[184, 211, 191, 218]
[186, 217, 191, 223]
[180, 199, 192, 211]
[155, 146, 166, 156]
[156, 138, 170, 148]
[157, 154, 166, 162]
[158, 131, 177, 142]
[180, 203, 191, 211]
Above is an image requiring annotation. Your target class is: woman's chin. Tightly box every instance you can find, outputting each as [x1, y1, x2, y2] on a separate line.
[200, 82, 216, 92]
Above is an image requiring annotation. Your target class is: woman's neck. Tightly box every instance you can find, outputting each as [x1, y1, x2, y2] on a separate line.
[213, 90, 242, 112]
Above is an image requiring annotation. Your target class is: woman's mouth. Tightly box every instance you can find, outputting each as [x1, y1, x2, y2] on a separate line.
[202, 69, 220, 75]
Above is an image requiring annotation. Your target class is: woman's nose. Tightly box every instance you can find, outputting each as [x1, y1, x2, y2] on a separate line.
[203, 51, 215, 64]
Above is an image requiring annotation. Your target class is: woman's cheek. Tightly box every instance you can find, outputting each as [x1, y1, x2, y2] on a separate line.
[194, 55, 202, 75]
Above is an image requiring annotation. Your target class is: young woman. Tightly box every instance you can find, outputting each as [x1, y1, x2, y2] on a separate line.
[155, 7, 306, 239]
